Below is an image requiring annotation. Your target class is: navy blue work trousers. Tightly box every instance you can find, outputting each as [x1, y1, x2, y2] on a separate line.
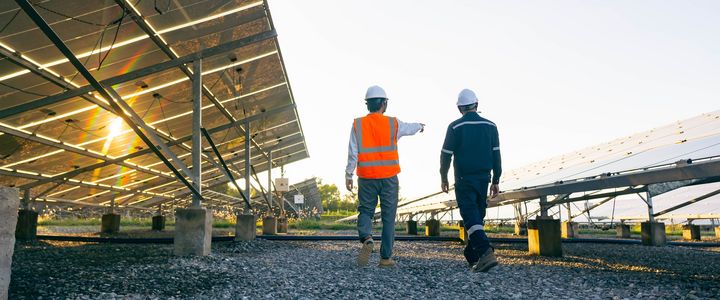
[454, 174, 492, 264]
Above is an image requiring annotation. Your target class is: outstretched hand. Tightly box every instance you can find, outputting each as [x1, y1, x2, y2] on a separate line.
[419, 123, 425, 133]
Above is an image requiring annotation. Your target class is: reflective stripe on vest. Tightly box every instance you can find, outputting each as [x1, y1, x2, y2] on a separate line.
[354, 114, 400, 179]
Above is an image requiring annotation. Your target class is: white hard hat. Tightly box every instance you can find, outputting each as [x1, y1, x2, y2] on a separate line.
[457, 89, 479, 106]
[365, 85, 388, 100]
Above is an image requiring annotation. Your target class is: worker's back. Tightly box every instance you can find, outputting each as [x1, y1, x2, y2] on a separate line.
[444, 112, 499, 179]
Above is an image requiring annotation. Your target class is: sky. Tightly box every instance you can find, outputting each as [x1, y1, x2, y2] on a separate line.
[266, 0, 720, 201]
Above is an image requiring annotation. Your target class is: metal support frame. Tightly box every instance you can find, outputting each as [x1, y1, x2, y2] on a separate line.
[571, 196, 616, 220]
[116, 0, 276, 169]
[249, 165, 273, 208]
[644, 192, 655, 223]
[191, 59, 203, 207]
[652, 187, 720, 218]
[494, 159, 720, 202]
[268, 149, 273, 210]
[200, 128, 252, 210]
[18, 103, 294, 192]
[14, 0, 204, 201]
[539, 196, 549, 219]
[0, 122, 174, 180]
[244, 122, 252, 205]
[0, 168, 173, 200]
[127, 134, 304, 207]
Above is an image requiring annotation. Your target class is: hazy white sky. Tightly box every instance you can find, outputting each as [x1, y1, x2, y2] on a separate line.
[266, 0, 720, 200]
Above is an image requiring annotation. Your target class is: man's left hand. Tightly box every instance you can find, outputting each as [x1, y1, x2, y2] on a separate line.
[490, 184, 500, 198]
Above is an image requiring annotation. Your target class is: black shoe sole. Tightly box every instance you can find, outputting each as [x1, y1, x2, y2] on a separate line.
[473, 261, 498, 273]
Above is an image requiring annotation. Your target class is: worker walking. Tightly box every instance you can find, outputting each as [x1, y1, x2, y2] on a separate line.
[440, 88, 502, 272]
[346, 85, 424, 267]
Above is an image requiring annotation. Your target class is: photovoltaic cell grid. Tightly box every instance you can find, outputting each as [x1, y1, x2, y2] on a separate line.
[0, 0, 307, 209]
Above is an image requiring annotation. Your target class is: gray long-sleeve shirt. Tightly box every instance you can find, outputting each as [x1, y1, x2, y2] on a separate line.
[440, 112, 502, 184]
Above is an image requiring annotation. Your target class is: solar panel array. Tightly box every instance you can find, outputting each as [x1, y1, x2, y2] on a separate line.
[0, 0, 307, 210]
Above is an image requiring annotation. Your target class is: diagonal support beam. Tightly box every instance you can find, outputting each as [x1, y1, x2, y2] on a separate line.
[653, 188, 720, 217]
[201, 127, 252, 209]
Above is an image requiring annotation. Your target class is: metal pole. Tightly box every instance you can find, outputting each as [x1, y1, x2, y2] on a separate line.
[566, 203, 572, 222]
[22, 189, 30, 210]
[268, 149, 273, 210]
[244, 122, 252, 205]
[646, 191, 655, 223]
[539, 196, 549, 219]
[110, 194, 116, 214]
[191, 59, 203, 207]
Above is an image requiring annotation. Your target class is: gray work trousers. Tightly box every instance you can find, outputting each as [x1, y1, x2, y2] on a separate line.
[357, 175, 399, 259]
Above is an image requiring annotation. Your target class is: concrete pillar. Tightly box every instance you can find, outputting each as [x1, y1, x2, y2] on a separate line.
[715, 226, 720, 238]
[262, 216, 277, 235]
[682, 225, 701, 241]
[561, 221, 579, 238]
[1, 187, 19, 300]
[15, 209, 38, 240]
[406, 220, 418, 235]
[101, 213, 120, 234]
[458, 220, 468, 243]
[235, 214, 257, 241]
[277, 217, 288, 233]
[174, 208, 212, 256]
[514, 222, 527, 236]
[425, 219, 440, 237]
[528, 218, 562, 257]
[641, 222, 666, 246]
[152, 215, 165, 231]
[616, 224, 631, 238]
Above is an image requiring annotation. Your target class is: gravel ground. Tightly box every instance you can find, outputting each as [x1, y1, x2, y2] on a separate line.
[10, 239, 720, 299]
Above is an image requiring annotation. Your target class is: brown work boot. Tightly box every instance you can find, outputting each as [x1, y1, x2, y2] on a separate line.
[357, 239, 374, 267]
[379, 258, 396, 267]
[472, 248, 498, 273]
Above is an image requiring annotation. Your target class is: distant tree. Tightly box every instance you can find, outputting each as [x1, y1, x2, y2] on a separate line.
[317, 179, 341, 211]
[339, 193, 358, 212]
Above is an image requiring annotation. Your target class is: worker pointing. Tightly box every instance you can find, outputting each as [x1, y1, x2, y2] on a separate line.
[440, 88, 502, 272]
[346, 85, 424, 268]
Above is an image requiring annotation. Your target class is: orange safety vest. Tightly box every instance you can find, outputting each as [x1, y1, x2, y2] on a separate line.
[354, 113, 400, 179]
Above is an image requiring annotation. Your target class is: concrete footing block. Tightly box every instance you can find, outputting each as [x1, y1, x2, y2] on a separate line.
[101, 213, 120, 234]
[641, 222, 666, 246]
[528, 218, 562, 257]
[616, 224, 631, 238]
[425, 219, 440, 237]
[561, 221, 579, 238]
[235, 214, 257, 241]
[514, 222, 527, 236]
[262, 216, 277, 235]
[277, 217, 288, 234]
[1, 187, 19, 300]
[406, 220, 417, 235]
[458, 220, 468, 244]
[715, 226, 720, 238]
[174, 208, 212, 256]
[682, 225, 701, 241]
[152, 215, 165, 231]
[16, 209, 38, 240]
